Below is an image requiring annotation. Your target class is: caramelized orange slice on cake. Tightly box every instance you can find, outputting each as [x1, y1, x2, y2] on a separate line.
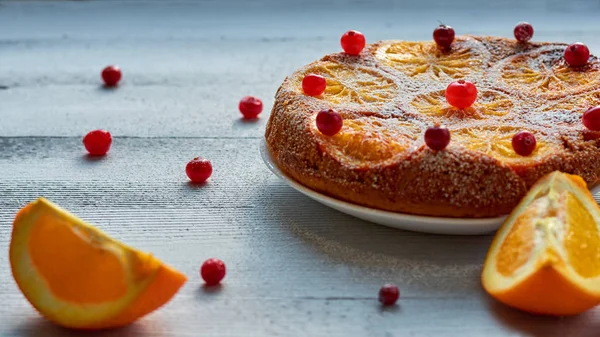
[451, 126, 558, 164]
[482, 172, 600, 315]
[311, 116, 420, 168]
[543, 91, 600, 114]
[9, 198, 187, 329]
[411, 89, 515, 120]
[292, 61, 398, 106]
[374, 37, 489, 81]
[496, 46, 600, 99]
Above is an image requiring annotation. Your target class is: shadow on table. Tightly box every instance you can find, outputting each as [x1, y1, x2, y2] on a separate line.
[263, 180, 493, 291]
[486, 297, 600, 337]
[79, 154, 108, 164]
[264, 179, 492, 262]
[11, 318, 150, 337]
[96, 84, 119, 93]
[263, 180, 600, 335]
[232, 117, 264, 132]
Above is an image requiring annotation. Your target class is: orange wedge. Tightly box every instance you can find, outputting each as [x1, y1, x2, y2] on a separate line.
[9, 198, 187, 329]
[482, 172, 600, 316]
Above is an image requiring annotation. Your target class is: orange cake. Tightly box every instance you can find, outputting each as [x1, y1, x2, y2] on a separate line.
[265, 35, 600, 218]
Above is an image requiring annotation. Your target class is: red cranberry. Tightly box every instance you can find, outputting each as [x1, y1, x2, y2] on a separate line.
[583, 130, 600, 141]
[316, 109, 343, 136]
[514, 22, 534, 43]
[239, 96, 263, 119]
[564, 43, 590, 67]
[186, 157, 213, 183]
[83, 129, 112, 156]
[583, 106, 600, 131]
[379, 284, 400, 306]
[424, 125, 451, 151]
[340, 30, 366, 55]
[433, 24, 455, 49]
[445, 80, 477, 109]
[101, 65, 122, 87]
[302, 74, 327, 96]
[512, 131, 537, 156]
[201, 258, 226, 286]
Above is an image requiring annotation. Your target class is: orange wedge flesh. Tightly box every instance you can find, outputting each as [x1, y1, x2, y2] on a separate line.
[9, 198, 187, 329]
[482, 172, 600, 316]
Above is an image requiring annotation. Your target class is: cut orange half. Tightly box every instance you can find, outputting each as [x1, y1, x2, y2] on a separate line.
[482, 172, 600, 316]
[9, 198, 187, 329]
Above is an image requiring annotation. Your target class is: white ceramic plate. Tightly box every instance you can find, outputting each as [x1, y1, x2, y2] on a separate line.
[261, 140, 600, 235]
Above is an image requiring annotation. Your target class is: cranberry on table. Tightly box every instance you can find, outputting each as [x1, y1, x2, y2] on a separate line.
[340, 30, 366, 55]
[83, 129, 112, 156]
[302, 74, 327, 96]
[512, 131, 537, 156]
[514, 22, 534, 43]
[433, 24, 455, 49]
[201, 258, 226, 286]
[101, 65, 122, 87]
[239, 96, 263, 119]
[445, 80, 477, 109]
[424, 125, 451, 151]
[379, 284, 400, 306]
[186, 157, 213, 183]
[583, 106, 600, 131]
[564, 42, 590, 67]
[316, 109, 343, 136]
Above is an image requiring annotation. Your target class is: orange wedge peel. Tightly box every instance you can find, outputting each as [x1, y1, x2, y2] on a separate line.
[9, 198, 187, 329]
[482, 171, 600, 316]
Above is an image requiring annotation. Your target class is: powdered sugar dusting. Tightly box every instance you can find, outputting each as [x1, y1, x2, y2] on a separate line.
[265, 35, 600, 217]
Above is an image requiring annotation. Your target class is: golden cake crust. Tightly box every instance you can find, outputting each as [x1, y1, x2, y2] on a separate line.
[265, 36, 600, 218]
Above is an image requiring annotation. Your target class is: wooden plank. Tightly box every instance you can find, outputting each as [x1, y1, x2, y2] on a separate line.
[1, 137, 600, 336]
[4, 296, 600, 337]
[3, 0, 600, 336]
[2, 0, 600, 137]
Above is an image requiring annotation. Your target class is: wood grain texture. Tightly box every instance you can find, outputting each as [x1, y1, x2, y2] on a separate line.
[2, 0, 600, 336]
[1, 0, 600, 137]
[2, 138, 600, 336]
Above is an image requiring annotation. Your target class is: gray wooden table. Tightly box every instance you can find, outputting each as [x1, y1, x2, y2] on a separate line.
[2, 1, 600, 336]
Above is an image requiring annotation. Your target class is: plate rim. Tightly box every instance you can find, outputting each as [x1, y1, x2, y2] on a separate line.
[260, 139, 511, 227]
